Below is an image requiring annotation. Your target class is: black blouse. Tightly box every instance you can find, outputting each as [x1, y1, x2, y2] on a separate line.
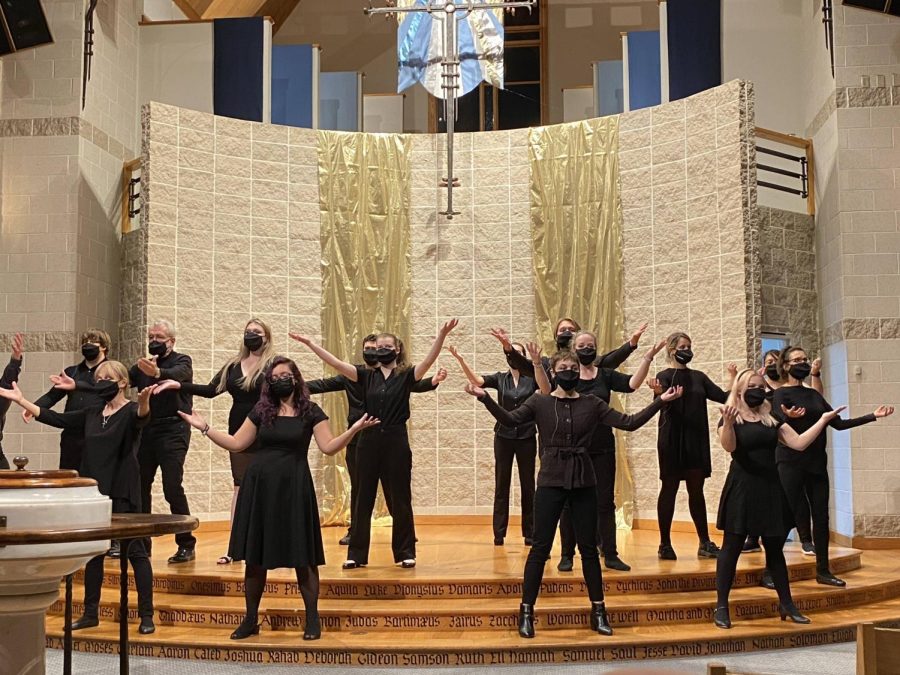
[772, 386, 876, 473]
[183, 362, 262, 434]
[505, 340, 636, 380]
[353, 365, 420, 428]
[481, 371, 539, 440]
[247, 403, 329, 454]
[129, 350, 193, 421]
[37, 402, 148, 509]
[576, 369, 634, 453]
[479, 392, 663, 489]
[34, 359, 105, 436]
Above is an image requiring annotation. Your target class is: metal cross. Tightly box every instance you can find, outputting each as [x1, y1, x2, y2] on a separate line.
[365, 0, 536, 219]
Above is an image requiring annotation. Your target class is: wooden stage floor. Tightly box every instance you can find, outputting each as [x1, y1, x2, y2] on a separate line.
[45, 524, 900, 667]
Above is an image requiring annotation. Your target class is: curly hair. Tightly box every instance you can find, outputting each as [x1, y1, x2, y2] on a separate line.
[252, 356, 311, 427]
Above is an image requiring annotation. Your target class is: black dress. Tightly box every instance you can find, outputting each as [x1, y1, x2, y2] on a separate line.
[655, 368, 729, 480]
[228, 404, 329, 569]
[0, 356, 22, 470]
[182, 362, 263, 485]
[716, 420, 794, 537]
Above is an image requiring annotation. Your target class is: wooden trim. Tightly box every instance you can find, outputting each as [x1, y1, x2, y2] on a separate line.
[831, 531, 900, 550]
[171, 0, 202, 20]
[755, 126, 810, 149]
[121, 158, 140, 235]
[806, 139, 816, 216]
[139, 15, 274, 26]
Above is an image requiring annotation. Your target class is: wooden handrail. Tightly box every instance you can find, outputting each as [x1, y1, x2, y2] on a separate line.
[755, 126, 811, 149]
[121, 159, 141, 235]
[754, 126, 815, 216]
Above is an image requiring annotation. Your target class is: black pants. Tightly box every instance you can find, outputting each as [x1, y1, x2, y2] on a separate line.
[345, 433, 396, 535]
[717, 532, 793, 608]
[493, 436, 536, 540]
[523, 485, 604, 606]
[560, 451, 617, 558]
[778, 462, 831, 574]
[347, 427, 415, 564]
[83, 499, 153, 619]
[58, 432, 86, 471]
[138, 420, 196, 550]
[0, 450, 8, 470]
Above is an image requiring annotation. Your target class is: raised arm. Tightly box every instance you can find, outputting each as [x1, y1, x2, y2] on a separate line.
[596, 322, 646, 369]
[447, 345, 484, 386]
[288, 334, 358, 381]
[312, 414, 380, 456]
[779, 406, 848, 451]
[178, 367, 225, 399]
[178, 411, 259, 452]
[702, 371, 730, 405]
[412, 369, 443, 393]
[629, 339, 666, 390]
[809, 358, 824, 394]
[827, 402, 892, 431]
[718, 406, 739, 453]
[525, 341, 551, 395]
[414, 319, 458, 381]
[723, 363, 738, 393]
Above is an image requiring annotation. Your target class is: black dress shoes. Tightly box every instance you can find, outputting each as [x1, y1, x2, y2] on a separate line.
[816, 572, 846, 587]
[139, 617, 156, 634]
[557, 555, 574, 572]
[230, 616, 260, 640]
[590, 601, 613, 635]
[713, 606, 731, 629]
[71, 615, 99, 631]
[167, 547, 195, 564]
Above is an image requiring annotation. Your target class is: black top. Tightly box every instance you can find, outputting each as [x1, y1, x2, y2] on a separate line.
[479, 392, 664, 489]
[0, 357, 22, 451]
[481, 371, 539, 440]
[505, 340, 636, 379]
[772, 386, 876, 473]
[307, 367, 438, 425]
[575, 369, 634, 453]
[34, 359, 105, 437]
[724, 418, 783, 480]
[182, 362, 262, 434]
[655, 367, 729, 479]
[352, 365, 421, 428]
[129, 350, 193, 422]
[37, 402, 148, 509]
[247, 403, 330, 451]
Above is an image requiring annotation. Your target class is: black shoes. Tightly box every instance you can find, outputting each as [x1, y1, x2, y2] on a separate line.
[107, 541, 121, 559]
[303, 612, 321, 640]
[557, 555, 574, 572]
[698, 541, 721, 558]
[604, 555, 631, 572]
[590, 601, 613, 636]
[168, 547, 195, 564]
[760, 569, 776, 590]
[230, 616, 260, 640]
[742, 537, 761, 553]
[139, 617, 156, 634]
[342, 560, 365, 569]
[779, 602, 811, 624]
[338, 533, 351, 546]
[524, 537, 533, 546]
[494, 537, 504, 546]
[816, 572, 846, 587]
[658, 544, 677, 560]
[518, 603, 535, 638]
[713, 606, 731, 629]
[70, 615, 99, 631]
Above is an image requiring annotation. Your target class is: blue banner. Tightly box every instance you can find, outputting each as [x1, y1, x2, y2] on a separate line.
[213, 18, 264, 122]
[594, 60, 624, 117]
[627, 30, 660, 111]
[320, 72, 360, 132]
[667, 0, 721, 101]
[271, 44, 315, 128]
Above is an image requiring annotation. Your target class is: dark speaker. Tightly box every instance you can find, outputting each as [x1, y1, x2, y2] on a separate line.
[0, 0, 53, 56]
[843, 0, 900, 17]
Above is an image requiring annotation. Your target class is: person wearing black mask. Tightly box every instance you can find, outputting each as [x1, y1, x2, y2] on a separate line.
[713, 369, 844, 629]
[131, 319, 196, 563]
[447, 340, 549, 546]
[465, 349, 683, 638]
[306, 333, 446, 546]
[178, 356, 379, 640]
[772, 346, 894, 587]
[649, 331, 737, 560]
[31, 329, 110, 470]
[154, 319, 276, 565]
[556, 331, 666, 573]
[3, 361, 157, 634]
[290, 319, 458, 569]
[0, 333, 24, 470]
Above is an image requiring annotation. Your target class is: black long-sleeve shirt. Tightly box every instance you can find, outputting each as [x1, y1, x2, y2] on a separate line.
[307, 367, 439, 426]
[0, 356, 22, 463]
[772, 385, 877, 472]
[129, 350, 193, 422]
[33, 359, 105, 438]
[481, 371, 538, 440]
[505, 340, 636, 380]
[181, 362, 262, 434]
[478, 392, 664, 488]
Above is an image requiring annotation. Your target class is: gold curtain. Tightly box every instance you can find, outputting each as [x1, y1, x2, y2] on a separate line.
[316, 130, 413, 526]
[528, 117, 634, 528]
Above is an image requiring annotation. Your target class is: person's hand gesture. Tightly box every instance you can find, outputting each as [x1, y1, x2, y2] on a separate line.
[446, 345, 461, 360]
[464, 382, 486, 398]
[726, 363, 738, 379]
[11, 333, 24, 360]
[660, 386, 683, 402]
[153, 379, 181, 394]
[874, 405, 895, 419]
[0, 381, 24, 403]
[350, 413, 381, 432]
[781, 404, 806, 419]
[646, 378, 663, 395]
[811, 358, 822, 377]
[630, 322, 649, 348]
[137, 385, 156, 406]
[525, 341, 542, 364]
[178, 409, 209, 431]
[137, 357, 159, 378]
[489, 327, 511, 346]
[821, 406, 847, 424]
[432, 367, 448, 385]
[720, 404, 739, 426]
[50, 373, 76, 391]
[439, 318, 459, 337]
[288, 333, 313, 347]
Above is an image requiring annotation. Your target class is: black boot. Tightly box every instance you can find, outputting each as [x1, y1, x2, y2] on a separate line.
[557, 555, 574, 572]
[779, 602, 811, 624]
[518, 603, 535, 638]
[139, 616, 155, 634]
[590, 601, 613, 636]
[760, 568, 776, 590]
[713, 606, 731, 629]
[230, 615, 260, 640]
[303, 611, 321, 640]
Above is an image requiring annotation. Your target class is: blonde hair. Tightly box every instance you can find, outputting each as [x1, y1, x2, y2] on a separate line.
[572, 330, 597, 347]
[95, 360, 129, 385]
[725, 368, 777, 427]
[665, 331, 691, 364]
[217, 318, 277, 393]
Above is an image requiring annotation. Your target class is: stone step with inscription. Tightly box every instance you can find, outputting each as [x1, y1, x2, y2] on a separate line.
[45, 598, 900, 667]
[51, 563, 896, 633]
[74, 548, 861, 600]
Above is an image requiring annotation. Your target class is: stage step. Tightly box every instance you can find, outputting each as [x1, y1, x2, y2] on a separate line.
[45, 598, 900, 667]
[49, 566, 900, 632]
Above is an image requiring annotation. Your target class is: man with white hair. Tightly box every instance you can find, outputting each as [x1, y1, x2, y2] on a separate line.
[130, 319, 197, 563]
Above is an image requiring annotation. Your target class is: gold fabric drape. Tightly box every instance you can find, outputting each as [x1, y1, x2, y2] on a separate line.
[316, 131, 413, 526]
[527, 117, 634, 528]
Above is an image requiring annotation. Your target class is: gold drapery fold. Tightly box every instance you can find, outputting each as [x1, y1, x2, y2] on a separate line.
[316, 130, 413, 526]
[527, 117, 634, 528]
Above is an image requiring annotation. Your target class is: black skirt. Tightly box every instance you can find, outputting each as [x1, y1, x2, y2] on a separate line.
[716, 464, 794, 537]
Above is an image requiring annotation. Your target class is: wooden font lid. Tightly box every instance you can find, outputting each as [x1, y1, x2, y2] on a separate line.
[0, 456, 98, 489]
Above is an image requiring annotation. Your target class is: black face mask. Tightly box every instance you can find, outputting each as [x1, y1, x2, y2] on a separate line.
[269, 378, 295, 399]
[789, 362, 812, 381]
[243, 332, 264, 352]
[81, 343, 100, 361]
[362, 349, 379, 367]
[743, 388, 767, 408]
[575, 347, 596, 366]
[674, 348, 693, 365]
[765, 364, 780, 381]
[507, 352, 525, 369]
[375, 347, 397, 365]
[555, 369, 579, 391]
[556, 331, 574, 350]
[96, 380, 120, 402]
[148, 341, 168, 357]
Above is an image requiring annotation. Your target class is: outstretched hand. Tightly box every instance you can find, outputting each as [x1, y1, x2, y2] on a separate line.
[630, 322, 649, 347]
[720, 404, 739, 426]
[137, 357, 159, 378]
[646, 338, 666, 359]
[153, 379, 181, 395]
[781, 404, 807, 419]
[646, 378, 663, 395]
[350, 413, 381, 433]
[464, 382, 486, 398]
[50, 372, 76, 391]
[439, 318, 459, 336]
[11, 333, 24, 360]
[446, 345, 461, 360]
[821, 406, 847, 423]
[0, 382, 24, 402]
[726, 363, 738, 378]
[432, 367, 448, 385]
[137, 385, 156, 406]
[659, 385, 683, 402]
[288, 333, 313, 347]
[874, 405, 895, 419]
[525, 341, 542, 364]
[178, 409, 208, 431]
[489, 327, 511, 347]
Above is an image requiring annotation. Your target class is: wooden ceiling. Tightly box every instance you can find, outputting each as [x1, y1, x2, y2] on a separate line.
[172, 0, 301, 32]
